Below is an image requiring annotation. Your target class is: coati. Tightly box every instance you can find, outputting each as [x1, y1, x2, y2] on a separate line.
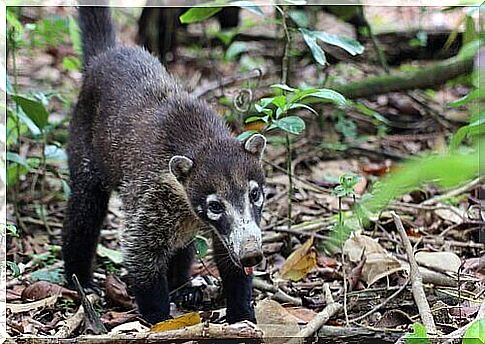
[62, 7, 266, 324]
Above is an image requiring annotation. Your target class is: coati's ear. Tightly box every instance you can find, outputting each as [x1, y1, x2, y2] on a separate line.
[169, 155, 193, 183]
[244, 134, 266, 160]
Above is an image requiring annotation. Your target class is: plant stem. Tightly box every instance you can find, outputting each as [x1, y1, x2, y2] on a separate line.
[359, 6, 389, 74]
[10, 28, 25, 233]
[40, 130, 52, 234]
[276, 5, 293, 230]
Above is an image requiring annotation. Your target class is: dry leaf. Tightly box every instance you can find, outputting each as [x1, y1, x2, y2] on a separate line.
[7, 294, 59, 313]
[255, 299, 300, 342]
[150, 312, 201, 333]
[280, 237, 317, 282]
[434, 206, 465, 224]
[101, 311, 138, 329]
[415, 251, 461, 273]
[284, 306, 317, 324]
[105, 274, 134, 309]
[343, 234, 403, 285]
[110, 321, 149, 334]
[22, 281, 77, 301]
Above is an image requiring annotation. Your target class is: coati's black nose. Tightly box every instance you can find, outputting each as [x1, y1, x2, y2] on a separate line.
[240, 249, 263, 267]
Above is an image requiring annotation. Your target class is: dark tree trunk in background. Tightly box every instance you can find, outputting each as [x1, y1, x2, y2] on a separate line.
[137, 7, 240, 62]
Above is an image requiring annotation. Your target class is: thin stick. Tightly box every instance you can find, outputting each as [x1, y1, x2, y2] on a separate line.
[349, 278, 409, 323]
[286, 284, 342, 344]
[421, 177, 482, 206]
[392, 211, 437, 335]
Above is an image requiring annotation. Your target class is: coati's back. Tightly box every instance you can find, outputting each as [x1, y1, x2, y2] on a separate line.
[76, 7, 231, 184]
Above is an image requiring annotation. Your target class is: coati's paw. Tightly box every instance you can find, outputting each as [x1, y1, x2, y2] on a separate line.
[226, 311, 257, 324]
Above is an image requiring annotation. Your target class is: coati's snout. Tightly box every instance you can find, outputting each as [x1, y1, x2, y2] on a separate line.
[169, 134, 267, 272]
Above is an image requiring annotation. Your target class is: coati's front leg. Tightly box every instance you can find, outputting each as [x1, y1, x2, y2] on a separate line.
[122, 229, 171, 324]
[213, 239, 256, 323]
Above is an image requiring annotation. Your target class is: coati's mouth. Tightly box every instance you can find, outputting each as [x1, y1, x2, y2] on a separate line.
[212, 229, 263, 275]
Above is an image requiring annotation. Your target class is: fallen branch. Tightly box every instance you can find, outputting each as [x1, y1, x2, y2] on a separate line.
[392, 212, 437, 335]
[331, 56, 473, 99]
[286, 284, 342, 344]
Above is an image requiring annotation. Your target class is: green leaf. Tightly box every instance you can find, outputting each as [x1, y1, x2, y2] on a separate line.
[450, 117, 485, 149]
[62, 56, 81, 71]
[271, 95, 287, 109]
[237, 130, 258, 141]
[309, 89, 347, 107]
[359, 149, 481, 221]
[448, 89, 480, 108]
[180, 6, 223, 24]
[12, 95, 49, 129]
[458, 40, 480, 60]
[306, 29, 365, 56]
[288, 103, 318, 116]
[288, 9, 309, 28]
[7, 261, 20, 277]
[225, 41, 248, 60]
[45, 145, 67, 163]
[463, 318, 485, 344]
[270, 84, 296, 92]
[230, 1, 264, 16]
[300, 29, 326, 65]
[17, 109, 41, 136]
[68, 16, 82, 55]
[30, 268, 64, 284]
[405, 323, 429, 344]
[97, 244, 123, 265]
[194, 235, 209, 257]
[61, 179, 71, 201]
[274, 116, 305, 135]
[6, 152, 30, 168]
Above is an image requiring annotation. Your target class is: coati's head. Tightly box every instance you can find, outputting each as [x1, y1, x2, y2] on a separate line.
[169, 134, 266, 274]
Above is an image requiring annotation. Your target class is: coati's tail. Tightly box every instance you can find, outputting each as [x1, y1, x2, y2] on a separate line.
[78, 6, 116, 67]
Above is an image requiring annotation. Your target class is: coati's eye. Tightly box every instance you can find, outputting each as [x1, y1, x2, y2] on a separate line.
[208, 201, 224, 214]
[250, 188, 260, 203]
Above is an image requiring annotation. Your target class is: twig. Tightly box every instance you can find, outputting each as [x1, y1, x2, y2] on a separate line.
[392, 211, 437, 335]
[55, 294, 99, 338]
[252, 278, 302, 306]
[421, 177, 482, 206]
[286, 283, 342, 344]
[72, 274, 107, 335]
[350, 278, 410, 323]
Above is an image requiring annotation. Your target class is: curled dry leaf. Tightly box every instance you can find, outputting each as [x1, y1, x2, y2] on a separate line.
[7, 294, 59, 314]
[101, 311, 138, 329]
[21, 281, 77, 301]
[105, 274, 134, 309]
[434, 205, 465, 224]
[150, 312, 201, 333]
[343, 234, 403, 285]
[280, 237, 317, 282]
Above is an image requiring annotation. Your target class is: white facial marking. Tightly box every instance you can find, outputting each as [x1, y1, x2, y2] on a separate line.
[228, 188, 262, 257]
[206, 194, 222, 221]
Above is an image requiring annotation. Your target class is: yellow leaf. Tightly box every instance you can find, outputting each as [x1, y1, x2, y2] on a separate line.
[150, 312, 201, 333]
[280, 237, 317, 281]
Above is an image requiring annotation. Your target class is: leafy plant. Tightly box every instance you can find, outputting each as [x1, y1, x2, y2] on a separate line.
[180, 0, 263, 24]
[462, 318, 485, 344]
[405, 322, 430, 344]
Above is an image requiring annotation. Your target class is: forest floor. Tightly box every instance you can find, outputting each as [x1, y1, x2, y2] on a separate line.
[5, 5, 484, 343]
